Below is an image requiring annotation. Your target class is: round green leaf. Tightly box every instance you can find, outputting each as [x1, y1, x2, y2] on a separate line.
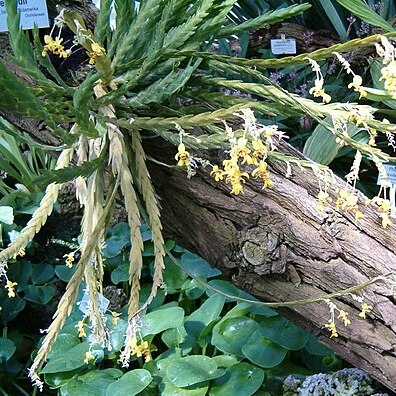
[55, 264, 77, 282]
[211, 316, 259, 356]
[159, 377, 209, 396]
[206, 280, 253, 301]
[103, 236, 128, 258]
[163, 256, 189, 291]
[47, 333, 80, 360]
[210, 363, 264, 396]
[185, 294, 225, 339]
[31, 263, 55, 285]
[0, 297, 26, 324]
[181, 279, 205, 300]
[212, 355, 240, 369]
[305, 335, 332, 357]
[111, 262, 129, 284]
[108, 318, 127, 352]
[242, 329, 287, 368]
[110, 222, 130, 238]
[181, 252, 221, 278]
[258, 316, 310, 350]
[141, 307, 184, 336]
[44, 369, 81, 389]
[0, 337, 16, 362]
[105, 369, 152, 396]
[41, 342, 90, 374]
[23, 284, 55, 304]
[166, 356, 225, 388]
[61, 369, 122, 396]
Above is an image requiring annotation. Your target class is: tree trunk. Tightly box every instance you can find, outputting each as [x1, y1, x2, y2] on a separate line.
[147, 141, 396, 392]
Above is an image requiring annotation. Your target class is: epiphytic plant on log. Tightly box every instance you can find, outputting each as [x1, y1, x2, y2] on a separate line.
[1, 0, 396, 390]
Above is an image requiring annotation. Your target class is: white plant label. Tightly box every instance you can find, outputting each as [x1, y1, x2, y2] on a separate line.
[0, 0, 49, 32]
[270, 38, 296, 55]
[78, 290, 110, 315]
[377, 164, 396, 186]
[377, 164, 396, 218]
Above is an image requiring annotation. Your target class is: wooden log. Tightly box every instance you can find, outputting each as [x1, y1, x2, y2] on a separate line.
[147, 140, 396, 392]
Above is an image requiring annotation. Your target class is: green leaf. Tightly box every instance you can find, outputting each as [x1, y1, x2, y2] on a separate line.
[31, 264, 55, 285]
[180, 252, 221, 278]
[41, 342, 90, 374]
[47, 334, 80, 360]
[258, 316, 310, 350]
[55, 264, 78, 282]
[60, 369, 123, 396]
[315, 0, 348, 41]
[166, 356, 225, 387]
[45, 370, 82, 389]
[95, 0, 113, 45]
[209, 363, 264, 396]
[0, 206, 14, 225]
[163, 256, 189, 291]
[218, 4, 311, 37]
[23, 285, 55, 304]
[141, 306, 185, 336]
[159, 377, 209, 396]
[185, 294, 225, 339]
[303, 117, 359, 165]
[0, 297, 26, 324]
[0, 338, 16, 362]
[0, 61, 68, 139]
[305, 335, 332, 357]
[33, 158, 103, 189]
[206, 280, 253, 301]
[337, 0, 394, 31]
[111, 262, 129, 284]
[103, 236, 129, 258]
[106, 369, 152, 396]
[242, 328, 287, 368]
[161, 327, 196, 352]
[211, 316, 260, 356]
[107, 318, 127, 352]
[370, 59, 396, 109]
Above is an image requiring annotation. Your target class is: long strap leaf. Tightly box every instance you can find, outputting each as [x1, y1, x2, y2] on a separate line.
[337, 0, 394, 32]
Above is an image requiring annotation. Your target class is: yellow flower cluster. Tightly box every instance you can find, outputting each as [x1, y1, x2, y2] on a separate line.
[308, 58, 331, 103]
[358, 303, 373, 319]
[76, 320, 87, 338]
[209, 137, 272, 195]
[84, 351, 95, 365]
[325, 320, 338, 338]
[347, 75, 367, 99]
[41, 35, 70, 58]
[338, 310, 351, 326]
[13, 248, 25, 260]
[126, 338, 151, 362]
[333, 52, 367, 98]
[375, 36, 396, 92]
[88, 42, 106, 65]
[335, 189, 364, 220]
[5, 280, 17, 298]
[366, 196, 392, 228]
[111, 311, 121, 326]
[325, 310, 350, 338]
[63, 252, 75, 268]
[317, 190, 332, 212]
[380, 60, 396, 92]
[175, 143, 190, 167]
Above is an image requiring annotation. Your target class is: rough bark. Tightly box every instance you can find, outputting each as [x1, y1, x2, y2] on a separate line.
[147, 141, 396, 392]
